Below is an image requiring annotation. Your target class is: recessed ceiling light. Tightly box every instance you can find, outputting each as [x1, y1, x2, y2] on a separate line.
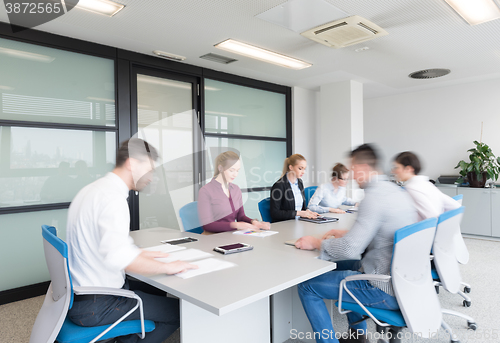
[444, 0, 500, 25]
[153, 50, 186, 62]
[214, 39, 312, 70]
[73, 0, 125, 17]
[354, 47, 370, 52]
[409, 69, 451, 79]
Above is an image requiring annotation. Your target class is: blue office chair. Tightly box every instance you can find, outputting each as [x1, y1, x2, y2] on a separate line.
[451, 194, 469, 264]
[304, 186, 318, 206]
[433, 207, 476, 330]
[29, 225, 155, 343]
[258, 197, 272, 222]
[179, 201, 203, 234]
[337, 218, 450, 343]
[452, 194, 463, 205]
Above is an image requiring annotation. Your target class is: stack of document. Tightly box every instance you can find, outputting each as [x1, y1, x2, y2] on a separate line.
[154, 249, 213, 263]
[143, 244, 186, 254]
[145, 244, 236, 279]
[175, 258, 236, 279]
[233, 230, 279, 237]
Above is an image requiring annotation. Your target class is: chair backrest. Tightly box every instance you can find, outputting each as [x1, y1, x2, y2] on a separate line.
[179, 201, 203, 234]
[29, 225, 73, 343]
[452, 194, 463, 205]
[451, 195, 469, 264]
[392, 218, 441, 338]
[258, 197, 272, 222]
[433, 206, 465, 293]
[304, 186, 318, 206]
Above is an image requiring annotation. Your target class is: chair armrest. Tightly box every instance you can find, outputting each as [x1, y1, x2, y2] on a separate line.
[338, 274, 392, 328]
[73, 286, 138, 299]
[73, 286, 147, 342]
[343, 274, 391, 283]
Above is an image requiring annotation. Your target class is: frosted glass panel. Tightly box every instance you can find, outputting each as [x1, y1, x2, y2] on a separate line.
[243, 191, 270, 221]
[137, 74, 195, 231]
[0, 127, 116, 207]
[205, 79, 286, 138]
[0, 37, 115, 126]
[205, 137, 286, 189]
[0, 209, 68, 291]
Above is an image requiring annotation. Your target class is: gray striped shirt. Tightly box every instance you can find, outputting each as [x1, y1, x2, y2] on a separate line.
[320, 175, 417, 296]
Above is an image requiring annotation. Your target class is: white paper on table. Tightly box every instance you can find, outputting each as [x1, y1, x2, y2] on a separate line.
[232, 230, 279, 238]
[143, 244, 186, 254]
[155, 249, 213, 263]
[175, 258, 236, 279]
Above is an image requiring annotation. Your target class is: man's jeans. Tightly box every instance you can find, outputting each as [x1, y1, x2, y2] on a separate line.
[297, 261, 399, 343]
[68, 281, 179, 343]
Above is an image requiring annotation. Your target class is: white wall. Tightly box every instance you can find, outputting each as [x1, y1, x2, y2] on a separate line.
[364, 78, 500, 180]
[292, 86, 318, 187]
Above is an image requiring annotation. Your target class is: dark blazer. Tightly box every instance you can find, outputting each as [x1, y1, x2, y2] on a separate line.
[270, 173, 306, 223]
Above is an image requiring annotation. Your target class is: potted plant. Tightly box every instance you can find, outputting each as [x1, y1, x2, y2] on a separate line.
[455, 141, 500, 187]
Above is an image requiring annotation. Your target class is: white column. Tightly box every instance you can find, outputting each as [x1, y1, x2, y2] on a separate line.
[317, 81, 364, 198]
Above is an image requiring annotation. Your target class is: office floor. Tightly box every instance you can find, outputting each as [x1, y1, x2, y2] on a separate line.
[1, 237, 499, 343]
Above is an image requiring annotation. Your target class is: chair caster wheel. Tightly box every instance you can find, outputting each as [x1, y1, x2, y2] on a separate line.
[463, 300, 471, 307]
[464, 286, 471, 293]
[435, 285, 440, 294]
[450, 340, 460, 343]
[468, 322, 477, 330]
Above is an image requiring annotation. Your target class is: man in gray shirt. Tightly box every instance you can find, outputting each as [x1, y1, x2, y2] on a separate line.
[295, 144, 417, 343]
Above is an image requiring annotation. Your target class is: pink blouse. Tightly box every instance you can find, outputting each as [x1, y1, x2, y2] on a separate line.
[197, 178, 253, 233]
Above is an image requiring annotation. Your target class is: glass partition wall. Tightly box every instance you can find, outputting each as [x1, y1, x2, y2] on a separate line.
[0, 37, 117, 293]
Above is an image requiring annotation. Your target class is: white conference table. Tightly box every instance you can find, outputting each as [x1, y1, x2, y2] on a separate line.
[128, 212, 357, 343]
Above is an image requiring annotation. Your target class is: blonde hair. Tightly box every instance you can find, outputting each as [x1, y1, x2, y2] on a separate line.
[281, 154, 306, 177]
[214, 151, 240, 177]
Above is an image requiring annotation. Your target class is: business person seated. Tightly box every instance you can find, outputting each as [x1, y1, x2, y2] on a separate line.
[270, 154, 319, 223]
[308, 163, 357, 214]
[294, 144, 417, 343]
[67, 138, 198, 343]
[198, 150, 270, 234]
[392, 151, 460, 221]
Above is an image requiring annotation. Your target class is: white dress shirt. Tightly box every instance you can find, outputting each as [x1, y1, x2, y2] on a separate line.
[403, 175, 460, 221]
[288, 178, 303, 219]
[67, 172, 141, 288]
[308, 182, 356, 214]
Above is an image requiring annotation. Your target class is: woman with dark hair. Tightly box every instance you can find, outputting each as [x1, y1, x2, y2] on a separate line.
[270, 154, 319, 223]
[392, 151, 459, 221]
[308, 163, 357, 214]
[198, 151, 270, 234]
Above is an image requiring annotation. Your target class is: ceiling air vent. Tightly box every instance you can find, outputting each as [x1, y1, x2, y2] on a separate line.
[409, 69, 451, 79]
[301, 15, 388, 49]
[200, 53, 237, 64]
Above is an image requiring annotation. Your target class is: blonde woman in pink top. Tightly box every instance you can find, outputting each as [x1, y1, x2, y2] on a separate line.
[198, 151, 270, 234]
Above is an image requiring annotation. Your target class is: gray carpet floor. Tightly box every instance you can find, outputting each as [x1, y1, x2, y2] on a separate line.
[2, 237, 498, 343]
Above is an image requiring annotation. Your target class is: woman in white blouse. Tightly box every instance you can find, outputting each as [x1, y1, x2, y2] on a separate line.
[392, 151, 459, 221]
[308, 163, 357, 214]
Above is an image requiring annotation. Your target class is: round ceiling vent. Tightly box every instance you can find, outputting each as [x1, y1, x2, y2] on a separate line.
[409, 68, 450, 79]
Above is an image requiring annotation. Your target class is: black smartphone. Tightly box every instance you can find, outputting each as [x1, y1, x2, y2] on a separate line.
[161, 237, 198, 245]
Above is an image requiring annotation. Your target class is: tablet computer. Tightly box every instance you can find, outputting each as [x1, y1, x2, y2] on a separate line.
[161, 237, 198, 245]
[299, 216, 339, 224]
[213, 243, 253, 255]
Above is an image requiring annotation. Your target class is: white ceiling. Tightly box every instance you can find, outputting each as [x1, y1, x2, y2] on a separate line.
[1, 0, 500, 98]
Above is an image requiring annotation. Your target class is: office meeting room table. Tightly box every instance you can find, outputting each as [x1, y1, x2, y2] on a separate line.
[128, 212, 357, 343]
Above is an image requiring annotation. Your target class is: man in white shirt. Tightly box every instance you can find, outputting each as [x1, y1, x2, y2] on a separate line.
[392, 151, 460, 221]
[67, 138, 197, 343]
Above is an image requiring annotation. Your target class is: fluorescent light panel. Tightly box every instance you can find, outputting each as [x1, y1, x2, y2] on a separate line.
[444, 0, 500, 25]
[215, 39, 311, 70]
[74, 0, 125, 17]
[0, 47, 54, 62]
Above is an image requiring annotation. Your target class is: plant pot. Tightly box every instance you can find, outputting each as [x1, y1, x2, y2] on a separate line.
[467, 172, 488, 188]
